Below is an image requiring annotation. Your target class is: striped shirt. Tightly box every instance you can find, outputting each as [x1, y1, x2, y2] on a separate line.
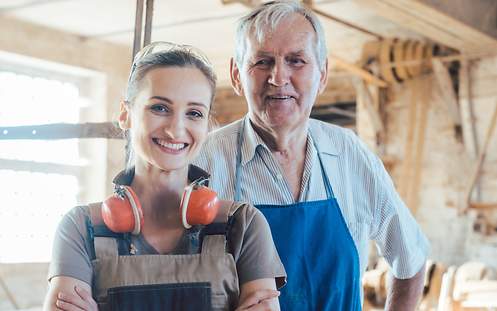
[194, 116, 430, 280]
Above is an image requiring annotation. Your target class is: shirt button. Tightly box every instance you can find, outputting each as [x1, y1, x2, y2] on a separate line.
[276, 174, 283, 180]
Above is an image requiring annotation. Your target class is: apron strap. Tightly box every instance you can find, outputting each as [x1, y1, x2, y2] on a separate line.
[235, 118, 337, 201]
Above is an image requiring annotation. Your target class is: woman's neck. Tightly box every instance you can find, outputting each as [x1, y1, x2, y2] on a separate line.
[131, 162, 189, 229]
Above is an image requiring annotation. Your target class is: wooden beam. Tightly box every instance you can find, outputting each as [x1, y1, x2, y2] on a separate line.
[354, 0, 497, 53]
[432, 59, 462, 127]
[331, 55, 388, 88]
[0, 122, 123, 140]
[311, 7, 383, 40]
[459, 61, 481, 199]
[464, 102, 497, 210]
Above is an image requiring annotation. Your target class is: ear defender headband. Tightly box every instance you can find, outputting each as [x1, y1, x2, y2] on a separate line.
[179, 177, 220, 229]
[101, 178, 220, 234]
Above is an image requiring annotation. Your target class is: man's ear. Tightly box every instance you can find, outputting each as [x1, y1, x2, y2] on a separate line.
[317, 58, 329, 95]
[118, 100, 131, 130]
[230, 58, 244, 96]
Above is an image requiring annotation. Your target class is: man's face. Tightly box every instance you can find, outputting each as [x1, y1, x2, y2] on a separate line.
[231, 13, 328, 132]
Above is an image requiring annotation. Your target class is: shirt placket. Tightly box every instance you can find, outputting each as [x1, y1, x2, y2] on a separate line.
[256, 146, 295, 203]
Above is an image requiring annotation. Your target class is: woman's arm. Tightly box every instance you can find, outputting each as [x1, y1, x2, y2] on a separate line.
[43, 276, 97, 311]
[237, 278, 280, 311]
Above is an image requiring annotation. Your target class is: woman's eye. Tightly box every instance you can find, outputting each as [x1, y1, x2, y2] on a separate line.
[150, 104, 168, 113]
[188, 110, 204, 119]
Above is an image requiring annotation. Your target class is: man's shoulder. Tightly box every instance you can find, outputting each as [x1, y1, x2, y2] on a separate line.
[206, 119, 242, 143]
[194, 119, 242, 167]
[308, 118, 359, 154]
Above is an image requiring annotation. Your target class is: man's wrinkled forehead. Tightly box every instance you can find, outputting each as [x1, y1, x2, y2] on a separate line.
[245, 16, 318, 55]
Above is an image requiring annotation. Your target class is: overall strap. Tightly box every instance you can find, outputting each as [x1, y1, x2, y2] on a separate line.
[234, 119, 245, 202]
[86, 203, 132, 259]
[200, 202, 240, 255]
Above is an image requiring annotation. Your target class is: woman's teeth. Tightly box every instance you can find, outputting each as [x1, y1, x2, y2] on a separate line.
[155, 139, 186, 150]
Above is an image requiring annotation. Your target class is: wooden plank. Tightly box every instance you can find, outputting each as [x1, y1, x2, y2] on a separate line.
[0, 159, 81, 176]
[470, 202, 497, 210]
[417, 0, 497, 39]
[353, 78, 384, 134]
[408, 78, 431, 214]
[459, 61, 481, 200]
[432, 59, 462, 127]
[464, 102, 497, 209]
[398, 79, 419, 199]
[0, 122, 123, 140]
[354, 0, 497, 53]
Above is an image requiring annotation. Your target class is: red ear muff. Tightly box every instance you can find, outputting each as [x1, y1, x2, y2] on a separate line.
[180, 179, 220, 229]
[102, 185, 144, 235]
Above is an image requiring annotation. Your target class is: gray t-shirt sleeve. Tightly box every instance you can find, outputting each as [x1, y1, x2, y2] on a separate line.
[228, 203, 287, 289]
[47, 206, 93, 285]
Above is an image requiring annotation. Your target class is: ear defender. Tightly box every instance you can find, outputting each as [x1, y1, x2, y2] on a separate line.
[101, 178, 221, 233]
[102, 185, 144, 235]
[180, 178, 220, 229]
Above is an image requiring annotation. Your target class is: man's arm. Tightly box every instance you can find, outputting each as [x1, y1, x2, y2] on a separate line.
[384, 263, 426, 311]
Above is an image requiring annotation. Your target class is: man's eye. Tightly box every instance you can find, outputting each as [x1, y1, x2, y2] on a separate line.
[288, 58, 305, 66]
[254, 59, 272, 67]
[150, 104, 168, 113]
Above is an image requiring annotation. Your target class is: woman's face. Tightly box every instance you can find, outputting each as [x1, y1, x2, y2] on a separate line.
[122, 66, 212, 172]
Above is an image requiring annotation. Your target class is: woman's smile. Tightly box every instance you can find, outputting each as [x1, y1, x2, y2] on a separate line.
[152, 138, 189, 155]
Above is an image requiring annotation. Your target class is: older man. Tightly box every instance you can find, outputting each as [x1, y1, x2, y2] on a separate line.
[194, 1, 430, 310]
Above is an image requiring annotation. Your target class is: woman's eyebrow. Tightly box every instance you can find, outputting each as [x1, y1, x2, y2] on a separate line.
[149, 95, 172, 103]
[188, 102, 209, 109]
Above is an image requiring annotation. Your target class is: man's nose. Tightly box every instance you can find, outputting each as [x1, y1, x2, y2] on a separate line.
[267, 61, 290, 87]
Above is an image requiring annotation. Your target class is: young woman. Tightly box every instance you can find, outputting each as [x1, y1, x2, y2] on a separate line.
[43, 42, 286, 311]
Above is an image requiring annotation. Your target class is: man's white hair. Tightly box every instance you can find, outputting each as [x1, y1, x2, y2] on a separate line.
[234, 0, 327, 69]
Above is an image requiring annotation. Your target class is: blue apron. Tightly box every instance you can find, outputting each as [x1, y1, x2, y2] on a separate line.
[234, 121, 362, 310]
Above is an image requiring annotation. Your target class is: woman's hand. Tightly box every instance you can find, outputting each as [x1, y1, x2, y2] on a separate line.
[55, 286, 98, 311]
[236, 289, 280, 311]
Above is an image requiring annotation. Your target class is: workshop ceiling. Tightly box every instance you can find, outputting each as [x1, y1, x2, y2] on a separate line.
[1, 0, 496, 87]
[0, 0, 424, 86]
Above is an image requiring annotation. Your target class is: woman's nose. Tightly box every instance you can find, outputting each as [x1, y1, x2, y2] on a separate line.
[163, 115, 185, 138]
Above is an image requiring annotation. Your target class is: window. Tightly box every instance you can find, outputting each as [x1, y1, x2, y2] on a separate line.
[0, 55, 106, 263]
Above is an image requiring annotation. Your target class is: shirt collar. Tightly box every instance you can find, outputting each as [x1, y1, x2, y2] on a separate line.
[240, 116, 269, 166]
[308, 120, 340, 156]
[240, 116, 340, 165]
[112, 164, 211, 186]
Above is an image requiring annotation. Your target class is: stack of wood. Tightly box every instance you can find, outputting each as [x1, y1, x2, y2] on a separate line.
[438, 261, 497, 310]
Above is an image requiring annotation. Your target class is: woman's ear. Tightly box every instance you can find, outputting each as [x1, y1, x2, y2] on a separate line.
[118, 100, 131, 130]
[230, 58, 244, 96]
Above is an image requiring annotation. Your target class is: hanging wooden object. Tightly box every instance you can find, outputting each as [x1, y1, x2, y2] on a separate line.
[362, 38, 436, 85]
